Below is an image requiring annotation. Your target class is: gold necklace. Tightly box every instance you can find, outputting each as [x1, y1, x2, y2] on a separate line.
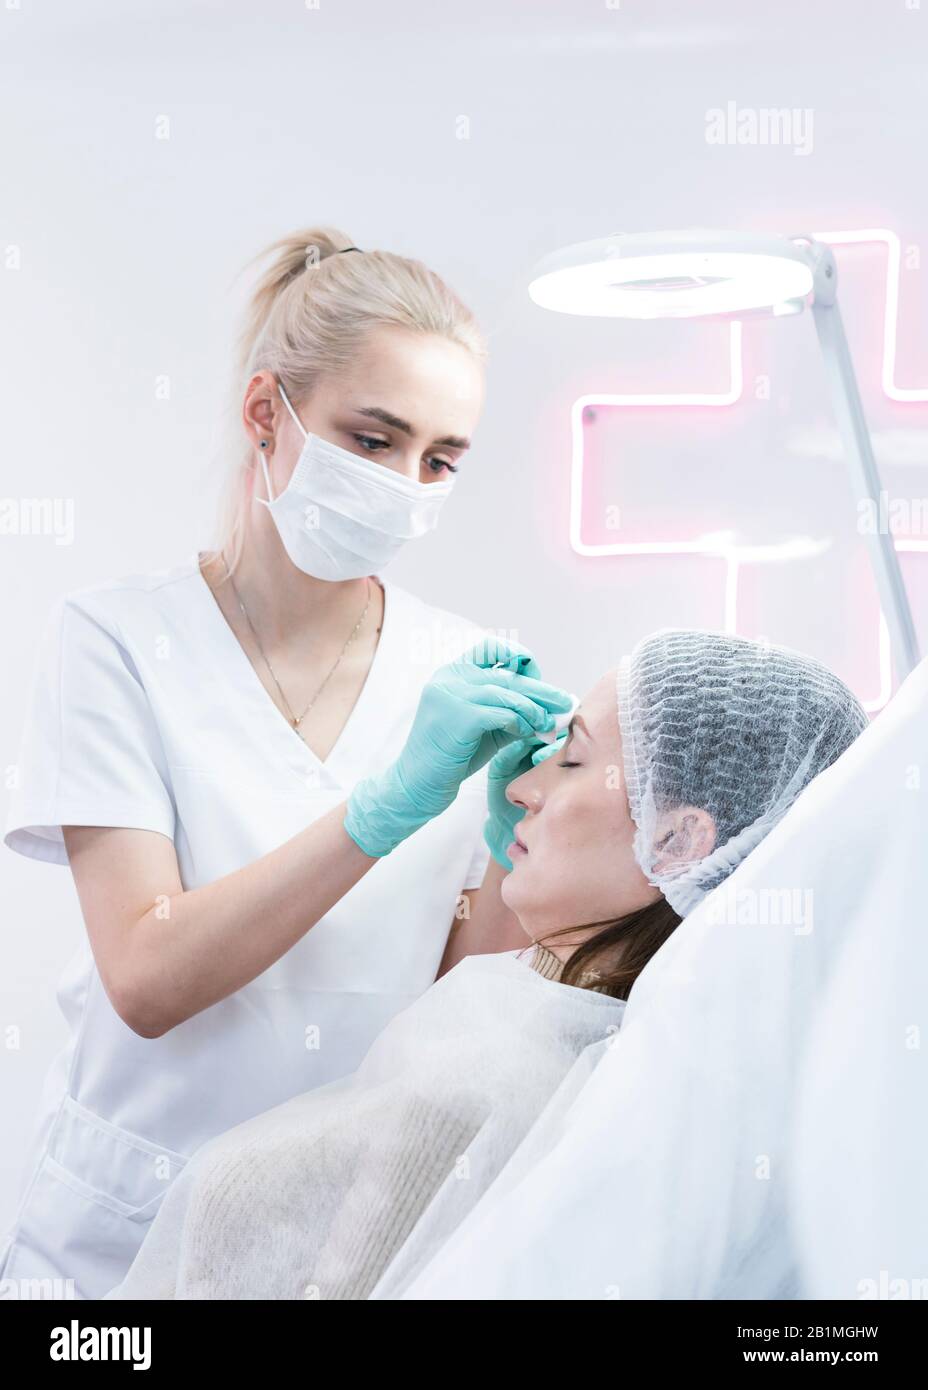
[222, 556, 373, 739]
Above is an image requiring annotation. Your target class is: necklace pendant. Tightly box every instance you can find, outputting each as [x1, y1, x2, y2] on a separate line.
[221, 558, 372, 748]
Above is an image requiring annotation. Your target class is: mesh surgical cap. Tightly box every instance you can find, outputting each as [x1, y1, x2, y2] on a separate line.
[615, 629, 868, 918]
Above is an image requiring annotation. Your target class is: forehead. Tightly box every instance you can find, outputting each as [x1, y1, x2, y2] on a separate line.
[575, 667, 620, 746]
[341, 327, 484, 426]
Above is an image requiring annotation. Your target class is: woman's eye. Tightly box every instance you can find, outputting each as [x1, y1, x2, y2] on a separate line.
[558, 759, 581, 769]
[352, 438, 458, 476]
[353, 434, 389, 452]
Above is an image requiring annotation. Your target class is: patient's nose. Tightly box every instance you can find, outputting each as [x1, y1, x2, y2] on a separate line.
[506, 765, 545, 811]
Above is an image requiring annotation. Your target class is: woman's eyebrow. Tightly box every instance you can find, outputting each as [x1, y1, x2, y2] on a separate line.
[566, 713, 590, 739]
[353, 405, 471, 450]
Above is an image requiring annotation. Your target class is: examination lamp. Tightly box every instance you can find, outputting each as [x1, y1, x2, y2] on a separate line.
[529, 229, 919, 681]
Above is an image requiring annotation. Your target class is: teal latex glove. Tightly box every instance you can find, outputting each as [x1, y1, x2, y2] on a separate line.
[484, 729, 568, 869]
[344, 638, 575, 858]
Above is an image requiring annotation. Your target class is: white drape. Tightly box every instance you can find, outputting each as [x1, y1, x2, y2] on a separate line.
[104, 951, 624, 1300]
[383, 657, 928, 1300]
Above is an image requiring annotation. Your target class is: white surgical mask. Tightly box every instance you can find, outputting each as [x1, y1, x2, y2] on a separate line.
[255, 381, 456, 581]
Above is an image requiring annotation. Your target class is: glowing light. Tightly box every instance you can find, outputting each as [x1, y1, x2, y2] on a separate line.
[569, 323, 743, 558]
[696, 532, 832, 635]
[564, 228, 926, 710]
[529, 230, 815, 319]
[812, 228, 928, 401]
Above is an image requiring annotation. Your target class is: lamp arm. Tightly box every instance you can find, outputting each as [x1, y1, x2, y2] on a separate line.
[811, 297, 920, 682]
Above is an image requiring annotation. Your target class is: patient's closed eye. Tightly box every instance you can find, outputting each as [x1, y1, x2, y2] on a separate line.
[557, 734, 581, 767]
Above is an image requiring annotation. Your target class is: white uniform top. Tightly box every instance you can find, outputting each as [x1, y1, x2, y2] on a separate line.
[0, 551, 491, 1299]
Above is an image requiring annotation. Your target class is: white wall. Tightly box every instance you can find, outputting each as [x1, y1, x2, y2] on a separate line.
[3, 0, 927, 1228]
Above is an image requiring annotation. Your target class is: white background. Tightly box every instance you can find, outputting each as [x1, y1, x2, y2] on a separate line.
[2, 0, 927, 1228]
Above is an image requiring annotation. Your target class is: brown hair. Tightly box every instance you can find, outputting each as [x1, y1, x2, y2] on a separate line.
[538, 898, 683, 1001]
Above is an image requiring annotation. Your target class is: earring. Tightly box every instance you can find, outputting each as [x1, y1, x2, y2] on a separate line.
[259, 440, 268, 449]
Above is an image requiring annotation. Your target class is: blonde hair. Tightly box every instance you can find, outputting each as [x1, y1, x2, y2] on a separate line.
[205, 226, 488, 578]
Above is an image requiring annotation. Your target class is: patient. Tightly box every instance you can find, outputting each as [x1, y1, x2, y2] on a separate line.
[105, 629, 867, 1301]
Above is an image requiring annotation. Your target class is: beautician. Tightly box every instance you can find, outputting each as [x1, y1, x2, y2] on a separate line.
[0, 227, 569, 1298]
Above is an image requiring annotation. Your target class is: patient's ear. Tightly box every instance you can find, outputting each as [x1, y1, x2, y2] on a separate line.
[650, 806, 717, 874]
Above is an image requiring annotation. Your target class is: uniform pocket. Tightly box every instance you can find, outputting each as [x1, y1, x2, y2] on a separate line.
[1, 1096, 192, 1298]
[47, 1094, 190, 1220]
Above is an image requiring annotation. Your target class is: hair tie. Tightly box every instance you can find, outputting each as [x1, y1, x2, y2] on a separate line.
[303, 245, 364, 273]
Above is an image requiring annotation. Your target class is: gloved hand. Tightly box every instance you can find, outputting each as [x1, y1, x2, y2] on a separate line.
[484, 730, 568, 869]
[343, 638, 575, 858]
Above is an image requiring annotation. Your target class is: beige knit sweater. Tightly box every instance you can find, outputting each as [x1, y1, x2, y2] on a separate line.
[527, 941, 615, 995]
[304, 945, 615, 1299]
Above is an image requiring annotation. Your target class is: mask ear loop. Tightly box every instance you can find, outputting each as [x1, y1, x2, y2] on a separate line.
[277, 379, 308, 439]
[256, 379, 308, 508]
[256, 445, 275, 507]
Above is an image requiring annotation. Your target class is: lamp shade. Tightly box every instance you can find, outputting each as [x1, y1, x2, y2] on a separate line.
[528, 229, 816, 319]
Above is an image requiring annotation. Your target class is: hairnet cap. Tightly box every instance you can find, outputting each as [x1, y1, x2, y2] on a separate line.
[615, 629, 869, 917]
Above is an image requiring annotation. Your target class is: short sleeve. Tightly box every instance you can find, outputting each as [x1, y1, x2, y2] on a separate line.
[460, 762, 491, 892]
[461, 832, 491, 892]
[4, 595, 177, 866]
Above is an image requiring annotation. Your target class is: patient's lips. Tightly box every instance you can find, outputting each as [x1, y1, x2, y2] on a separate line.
[507, 827, 529, 861]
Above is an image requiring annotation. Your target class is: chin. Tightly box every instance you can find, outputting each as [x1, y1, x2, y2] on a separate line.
[500, 862, 541, 922]
[499, 866, 526, 914]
